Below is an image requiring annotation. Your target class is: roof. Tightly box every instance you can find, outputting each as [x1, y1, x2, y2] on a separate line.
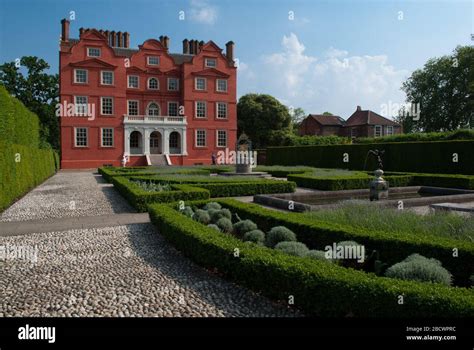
[67, 38, 194, 65]
[307, 114, 345, 126]
[345, 109, 400, 127]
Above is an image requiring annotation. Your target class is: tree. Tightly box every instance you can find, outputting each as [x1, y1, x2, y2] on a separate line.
[0, 56, 59, 149]
[289, 107, 306, 131]
[322, 111, 333, 116]
[401, 45, 474, 132]
[237, 93, 292, 148]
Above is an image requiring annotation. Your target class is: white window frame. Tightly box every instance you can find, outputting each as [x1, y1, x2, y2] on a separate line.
[195, 77, 207, 91]
[168, 101, 179, 116]
[216, 102, 228, 119]
[147, 56, 160, 65]
[205, 58, 217, 68]
[386, 125, 394, 136]
[146, 102, 160, 116]
[195, 101, 207, 118]
[147, 77, 159, 90]
[216, 79, 228, 92]
[87, 47, 101, 57]
[74, 69, 88, 84]
[100, 97, 114, 115]
[74, 127, 88, 147]
[101, 71, 114, 85]
[374, 125, 382, 137]
[167, 78, 179, 91]
[128, 75, 139, 88]
[127, 100, 139, 116]
[216, 130, 227, 148]
[101, 128, 114, 147]
[195, 129, 206, 147]
[74, 96, 88, 116]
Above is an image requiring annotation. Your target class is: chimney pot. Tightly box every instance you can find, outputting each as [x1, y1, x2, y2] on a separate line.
[164, 36, 170, 50]
[123, 32, 130, 48]
[189, 39, 195, 54]
[110, 30, 116, 47]
[183, 39, 189, 54]
[357, 106, 361, 111]
[225, 41, 235, 64]
[61, 18, 70, 42]
[117, 31, 123, 47]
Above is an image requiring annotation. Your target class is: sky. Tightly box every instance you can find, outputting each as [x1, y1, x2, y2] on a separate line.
[0, 0, 472, 119]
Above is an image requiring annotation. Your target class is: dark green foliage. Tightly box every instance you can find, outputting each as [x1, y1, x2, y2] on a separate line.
[243, 230, 265, 245]
[210, 208, 231, 223]
[267, 141, 474, 175]
[385, 254, 453, 286]
[193, 209, 211, 225]
[207, 224, 220, 231]
[233, 219, 258, 237]
[265, 226, 297, 248]
[275, 241, 309, 257]
[181, 206, 194, 218]
[98, 166, 210, 182]
[216, 217, 233, 233]
[111, 177, 210, 212]
[148, 201, 474, 317]
[355, 129, 474, 144]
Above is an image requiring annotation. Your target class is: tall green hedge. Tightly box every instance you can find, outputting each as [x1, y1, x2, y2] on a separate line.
[266, 140, 474, 174]
[0, 86, 58, 211]
[0, 142, 58, 211]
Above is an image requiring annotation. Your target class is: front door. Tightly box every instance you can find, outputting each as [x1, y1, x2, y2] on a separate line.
[150, 132, 162, 154]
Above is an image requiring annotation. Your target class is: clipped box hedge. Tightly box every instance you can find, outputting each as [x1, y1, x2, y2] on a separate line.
[98, 166, 210, 183]
[287, 173, 414, 191]
[129, 175, 296, 197]
[112, 176, 209, 212]
[266, 140, 474, 175]
[0, 142, 58, 211]
[213, 199, 474, 285]
[148, 201, 474, 317]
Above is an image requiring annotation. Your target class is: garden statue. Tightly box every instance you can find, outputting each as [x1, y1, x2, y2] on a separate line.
[368, 149, 388, 201]
[235, 133, 253, 173]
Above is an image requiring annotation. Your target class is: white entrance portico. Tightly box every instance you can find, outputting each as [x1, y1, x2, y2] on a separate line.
[123, 115, 187, 158]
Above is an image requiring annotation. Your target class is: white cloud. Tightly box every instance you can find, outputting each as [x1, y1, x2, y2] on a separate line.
[189, 0, 218, 25]
[245, 33, 409, 118]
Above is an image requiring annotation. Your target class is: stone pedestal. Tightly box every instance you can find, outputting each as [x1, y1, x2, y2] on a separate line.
[236, 163, 252, 174]
[369, 169, 388, 201]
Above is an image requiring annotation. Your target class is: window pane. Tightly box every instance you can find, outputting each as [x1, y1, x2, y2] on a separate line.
[148, 56, 159, 65]
[128, 76, 138, 88]
[102, 71, 113, 85]
[102, 128, 113, 147]
[128, 101, 139, 115]
[217, 79, 227, 92]
[196, 78, 206, 90]
[196, 130, 206, 146]
[75, 70, 87, 83]
[168, 78, 179, 91]
[101, 98, 113, 115]
[217, 103, 227, 118]
[196, 102, 206, 118]
[75, 96, 88, 115]
[168, 102, 178, 116]
[148, 78, 158, 89]
[217, 130, 227, 147]
[75, 128, 87, 146]
[88, 48, 101, 57]
[206, 58, 217, 67]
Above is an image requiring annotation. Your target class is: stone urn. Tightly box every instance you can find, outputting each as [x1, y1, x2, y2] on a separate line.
[369, 169, 388, 201]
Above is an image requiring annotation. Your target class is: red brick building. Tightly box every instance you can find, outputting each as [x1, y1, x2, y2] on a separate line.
[59, 19, 237, 169]
[298, 106, 402, 138]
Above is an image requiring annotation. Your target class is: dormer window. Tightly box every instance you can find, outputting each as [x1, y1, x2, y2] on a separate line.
[87, 47, 101, 57]
[147, 56, 159, 65]
[205, 58, 217, 68]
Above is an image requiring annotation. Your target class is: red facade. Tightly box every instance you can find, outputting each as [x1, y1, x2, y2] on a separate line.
[59, 19, 237, 169]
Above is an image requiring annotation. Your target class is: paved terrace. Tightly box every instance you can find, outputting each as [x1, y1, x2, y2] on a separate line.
[0, 171, 298, 317]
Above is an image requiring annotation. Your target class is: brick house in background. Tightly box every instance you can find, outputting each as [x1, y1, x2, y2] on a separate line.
[298, 106, 402, 138]
[298, 114, 345, 136]
[59, 19, 237, 169]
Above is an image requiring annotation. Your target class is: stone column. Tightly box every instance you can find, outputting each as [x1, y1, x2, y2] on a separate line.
[163, 129, 170, 154]
[124, 128, 130, 155]
[181, 128, 187, 155]
[144, 128, 150, 155]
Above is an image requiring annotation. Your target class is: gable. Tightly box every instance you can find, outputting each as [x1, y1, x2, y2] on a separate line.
[69, 58, 117, 69]
[191, 68, 230, 78]
[80, 29, 107, 42]
[140, 39, 166, 51]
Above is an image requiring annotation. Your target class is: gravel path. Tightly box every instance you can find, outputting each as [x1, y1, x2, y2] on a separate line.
[0, 172, 133, 222]
[0, 171, 300, 317]
[0, 224, 298, 317]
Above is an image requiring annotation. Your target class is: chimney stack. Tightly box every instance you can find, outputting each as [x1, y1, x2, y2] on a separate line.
[226, 41, 235, 63]
[117, 31, 123, 47]
[183, 39, 189, 54]
[356, 106, 361, 111]
[189, 39, 195, 54]
[164, 36, 170, 50]
[198, 40, 204, 54]
[79, 27, 85, 36]
[123, 32, 129, 48]
[61, 18, 70, 42]
[110, 31, 116, 47]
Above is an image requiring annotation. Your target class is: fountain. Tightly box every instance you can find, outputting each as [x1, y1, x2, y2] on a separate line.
[367, 149, 388, 201]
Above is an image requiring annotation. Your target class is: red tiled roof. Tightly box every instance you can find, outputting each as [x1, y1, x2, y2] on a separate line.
[345, 109, 400, 126]
[308, 114, 345, 126]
